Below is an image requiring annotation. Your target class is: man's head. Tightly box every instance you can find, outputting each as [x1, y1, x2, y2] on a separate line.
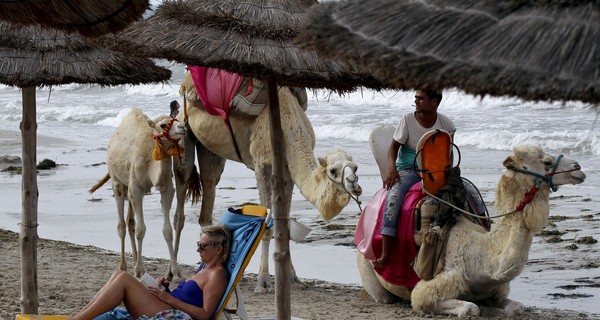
[415, 89, 442, 113]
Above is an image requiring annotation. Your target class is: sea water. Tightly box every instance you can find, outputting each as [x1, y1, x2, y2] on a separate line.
[0, 62, 599, 313]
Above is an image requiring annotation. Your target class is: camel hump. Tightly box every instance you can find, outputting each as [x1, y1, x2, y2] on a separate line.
[416, 129, 453, 195]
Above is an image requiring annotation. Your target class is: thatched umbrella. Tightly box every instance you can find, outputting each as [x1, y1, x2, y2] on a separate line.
[95, 1, 381, 318]
[0, 21, 171, 314]
[297, 0, 600, 104]
[0, 0, 150, 37]
[95, 0, 381, 91]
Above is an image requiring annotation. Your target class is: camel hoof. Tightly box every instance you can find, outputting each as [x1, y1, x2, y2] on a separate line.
[254, 285, 273, 294]
[254, 273, 272, 294]
[457, 303, 480, 318]
[504, 301, 525, 316]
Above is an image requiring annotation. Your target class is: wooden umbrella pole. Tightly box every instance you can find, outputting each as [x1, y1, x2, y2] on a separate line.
[267, 78, 292, 320]
[20, 86, 39, 314]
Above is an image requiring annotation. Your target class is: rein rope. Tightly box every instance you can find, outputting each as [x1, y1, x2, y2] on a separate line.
[329, 165, 362, 212]
[423, 154, 576, 220]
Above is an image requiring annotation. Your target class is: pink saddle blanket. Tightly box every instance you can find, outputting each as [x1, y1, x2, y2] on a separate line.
[354, 183, 424, 287]
[187, 65, 244, 121]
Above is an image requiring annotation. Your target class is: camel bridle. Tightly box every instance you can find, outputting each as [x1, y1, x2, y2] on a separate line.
[327, 164, 362, 212]
[152, 117, 181, 144]
[423, 154, 580, 220]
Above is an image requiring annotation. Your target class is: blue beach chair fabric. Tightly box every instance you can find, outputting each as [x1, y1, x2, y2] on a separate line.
[17, 205, 271, 320]
[210, 205, 272, 320]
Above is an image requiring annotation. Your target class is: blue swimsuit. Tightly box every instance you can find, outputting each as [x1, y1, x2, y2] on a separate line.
[169, 280, 204, 307]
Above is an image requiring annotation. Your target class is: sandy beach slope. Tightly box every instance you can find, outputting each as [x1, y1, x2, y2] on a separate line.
[2, 230, 598, 320]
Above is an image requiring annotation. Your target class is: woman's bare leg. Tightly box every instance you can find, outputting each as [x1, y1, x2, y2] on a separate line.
[81, 270, 123, 310]
[70, 270, 171, 320]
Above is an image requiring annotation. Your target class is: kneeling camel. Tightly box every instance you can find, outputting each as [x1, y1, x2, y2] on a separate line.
[358, 144, 586, 317]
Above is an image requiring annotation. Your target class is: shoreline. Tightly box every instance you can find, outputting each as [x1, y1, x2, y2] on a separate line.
[2, 229, 599, 320]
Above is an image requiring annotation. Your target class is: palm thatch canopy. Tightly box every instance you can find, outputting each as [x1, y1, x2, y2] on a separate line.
[0, 21, 171, 88]
[94, 0, 381, 91]
[0, 0, 149, 37]
[297, 0, 600, 104]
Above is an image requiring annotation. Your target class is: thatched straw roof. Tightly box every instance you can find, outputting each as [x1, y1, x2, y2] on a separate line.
[0, 0, 149, 37]
[0, 21, 171, 88]
[297, 0, 600, 104]
[94, 0, 382, 91]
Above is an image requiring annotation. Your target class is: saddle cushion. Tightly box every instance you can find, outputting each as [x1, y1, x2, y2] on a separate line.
[354, 183, 424, 287]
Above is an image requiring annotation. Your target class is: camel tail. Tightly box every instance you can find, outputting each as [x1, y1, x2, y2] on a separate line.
[186, 165, 202, 205]
[89, 173, 111, 193]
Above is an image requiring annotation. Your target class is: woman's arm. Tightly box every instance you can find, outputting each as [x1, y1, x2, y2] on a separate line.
[149, 270, 227, 320]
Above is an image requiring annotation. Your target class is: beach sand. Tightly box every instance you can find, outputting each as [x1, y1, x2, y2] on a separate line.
[1, 229, 599, 320]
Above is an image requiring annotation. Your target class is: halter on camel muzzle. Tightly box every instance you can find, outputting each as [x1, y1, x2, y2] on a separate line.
[506, 154, 569, 192]
[152, 117, 184, 160]
[327, 165, 363, 212]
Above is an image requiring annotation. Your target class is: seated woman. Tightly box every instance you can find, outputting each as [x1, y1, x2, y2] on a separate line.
[68, 225, 232, 320]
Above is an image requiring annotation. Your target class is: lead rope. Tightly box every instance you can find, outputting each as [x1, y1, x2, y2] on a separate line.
[421, 186, 529, 220]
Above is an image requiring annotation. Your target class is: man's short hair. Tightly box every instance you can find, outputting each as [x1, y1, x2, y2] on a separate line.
[422, 89, 443, 103]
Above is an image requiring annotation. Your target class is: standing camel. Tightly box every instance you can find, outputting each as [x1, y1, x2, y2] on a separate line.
[174, 72, 362, 292]
[90, 108, 187, 279]
[357, 144, 586, 317]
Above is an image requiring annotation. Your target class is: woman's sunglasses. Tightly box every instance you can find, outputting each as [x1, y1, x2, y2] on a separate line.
[197, 241, 220, 251]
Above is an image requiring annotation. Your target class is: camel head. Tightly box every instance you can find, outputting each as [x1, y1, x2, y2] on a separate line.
[503, 144, 586, 190]
[315, 149, 362, 221]
[150, 115, 187, 160]
[500, 144, 585, 233]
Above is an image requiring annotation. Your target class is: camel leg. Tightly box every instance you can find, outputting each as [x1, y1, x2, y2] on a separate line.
[280, 173, 306, 289]
[128, 184, 146, 278]
[112, 181, 128, 272]
[483, 285, 525, 316]
[126, 200, 137, 263]
[356, 253, 396, 304]
[156, 180, 181, 281]
[172, 134, 197, 263]
[197, 142, 225, 226]
[254, 164, 273, 293]
[420, 298, 479, 318]
[411, 272, 480, 317]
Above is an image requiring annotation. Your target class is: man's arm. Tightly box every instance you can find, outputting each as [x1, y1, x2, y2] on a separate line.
[383, 139, 401, 189]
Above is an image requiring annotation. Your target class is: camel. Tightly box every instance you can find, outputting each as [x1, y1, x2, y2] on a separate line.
[357, 144, 586, 317]
[174, 71, 363, 292]
[89, 108, 187, 279]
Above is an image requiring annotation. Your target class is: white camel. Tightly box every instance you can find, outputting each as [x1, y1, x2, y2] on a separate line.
[174, 72, 362, 292]
[358, 144, 586, 317]
[90, 108, 187, 279]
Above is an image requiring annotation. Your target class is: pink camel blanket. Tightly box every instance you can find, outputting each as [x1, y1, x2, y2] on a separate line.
[187, 65, 244, 121]
[354, 183, 424, 287]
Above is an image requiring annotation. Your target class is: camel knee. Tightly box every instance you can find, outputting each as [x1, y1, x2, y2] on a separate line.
[162, 225, 174, 242]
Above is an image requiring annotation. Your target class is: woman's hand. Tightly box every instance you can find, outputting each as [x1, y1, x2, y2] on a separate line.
[147, 286, 173, 305]
[157, 276, 170, 291]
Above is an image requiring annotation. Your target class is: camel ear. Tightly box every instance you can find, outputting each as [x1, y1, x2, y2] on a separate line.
[503, 155, 516, 168]
[318, 157, 327, 167]
[147, 119, 157, 130]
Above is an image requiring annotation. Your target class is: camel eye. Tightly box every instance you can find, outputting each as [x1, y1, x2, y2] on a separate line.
[329, 168, 338, 176]
[159, 123, 167, 129]
[543, 161, 553, 166]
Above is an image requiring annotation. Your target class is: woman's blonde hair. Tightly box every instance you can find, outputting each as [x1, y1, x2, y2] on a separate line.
[201, 224, 232, 263]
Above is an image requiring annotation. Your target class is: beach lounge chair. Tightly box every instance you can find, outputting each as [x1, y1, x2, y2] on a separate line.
[16, 205, 272, 320]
